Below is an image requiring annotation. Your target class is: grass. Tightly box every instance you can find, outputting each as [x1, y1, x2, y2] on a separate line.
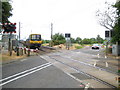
[75, 46, 83, 49]
[72, 44, 84, 49]
[0, 51, 27, 64]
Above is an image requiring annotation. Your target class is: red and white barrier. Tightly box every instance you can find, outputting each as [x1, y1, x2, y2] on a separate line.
[19, 47, 39, 53]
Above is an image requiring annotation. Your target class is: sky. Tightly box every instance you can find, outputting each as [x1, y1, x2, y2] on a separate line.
[9, 0, 116, 40]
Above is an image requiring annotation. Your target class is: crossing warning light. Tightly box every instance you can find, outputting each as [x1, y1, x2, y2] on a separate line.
[2, 23, 16, 33]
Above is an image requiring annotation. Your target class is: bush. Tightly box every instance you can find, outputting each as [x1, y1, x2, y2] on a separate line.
[75, 46, 83, 49]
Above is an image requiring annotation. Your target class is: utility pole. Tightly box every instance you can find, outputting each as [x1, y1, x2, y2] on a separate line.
[17, 22, 21, 56]
[19, 22, 21, 41]
[51, 23, 53, 40]
[8, 33, 12, 56]
[50, 23, 53, 47]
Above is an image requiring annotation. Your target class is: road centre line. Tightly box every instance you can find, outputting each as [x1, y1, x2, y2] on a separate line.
[0, 63, 52, 86]
[0, 62, 51, 83]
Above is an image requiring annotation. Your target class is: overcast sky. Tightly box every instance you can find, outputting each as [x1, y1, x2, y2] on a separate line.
[9, 0, 116, 40]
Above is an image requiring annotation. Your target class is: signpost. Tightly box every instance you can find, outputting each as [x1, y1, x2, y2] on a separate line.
[1, 22, 17, 56]
[105, 30, 113, 57]
[65, 33, 71, 50]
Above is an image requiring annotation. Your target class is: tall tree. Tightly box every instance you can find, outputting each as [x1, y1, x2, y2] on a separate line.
[2, 1, 13, 23]
[90, 38, 97, 44]
[52, 33, 66, 45]
[112, 1, 120, 44]
[76, 37, 82, 44]
[96, 2, 117, 30]
[82, 38, 91, 44]
[70, 37, 76, 43]
[96, 35, 104, 43]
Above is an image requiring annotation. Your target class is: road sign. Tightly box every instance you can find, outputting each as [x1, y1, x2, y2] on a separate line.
[2, 23, 16, 33]
[65, 33, 71, 38]
[105, 31, 109, 37]
[65, 33, 71, 50]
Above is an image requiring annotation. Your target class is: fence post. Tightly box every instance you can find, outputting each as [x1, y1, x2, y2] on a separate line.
[28, 49, 30, 56]
[24, 48, 26, 54]
[16, 47, 19, 56]
[21, 48, 23, 55]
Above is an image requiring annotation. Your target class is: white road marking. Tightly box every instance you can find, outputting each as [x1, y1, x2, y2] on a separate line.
[0, 63, 51, 84]
[65, 72, 83, 83]
[21, 59, 27, 62]
[84, 83, 90, 90]
[105, 62, 108, 67]
[0, 63, 52, 86]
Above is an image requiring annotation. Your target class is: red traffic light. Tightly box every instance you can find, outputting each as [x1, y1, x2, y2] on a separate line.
[13, 27, 16, 29]
[14, 23, 16, 25]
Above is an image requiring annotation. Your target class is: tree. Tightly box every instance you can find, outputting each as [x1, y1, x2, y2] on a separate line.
[96, 35, 104, 43]
[1, 1, 13, 23]
[96, 2, 117, 30]
[82, 38, 91, 44]
[90, 38, 97, 44]
[112, 1, 120, 44]
[70, 37, 76, 43]
[52, 33, 66, 45]
[76, 37, 82, 44]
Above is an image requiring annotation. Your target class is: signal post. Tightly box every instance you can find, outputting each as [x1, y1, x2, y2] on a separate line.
[2, 23, 17, 56]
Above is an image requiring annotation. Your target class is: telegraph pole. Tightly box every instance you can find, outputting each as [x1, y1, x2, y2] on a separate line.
[50, 23, 53, 47]
[17, 22, 21, 56]
[51, 23, 53, 40]
[19, 22, 21, 41]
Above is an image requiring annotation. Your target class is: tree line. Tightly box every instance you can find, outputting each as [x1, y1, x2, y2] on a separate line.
[43, 33, 104, 45]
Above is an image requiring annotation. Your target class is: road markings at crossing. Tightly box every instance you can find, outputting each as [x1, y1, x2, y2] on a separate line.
[21, 59, 27, 61]
[0, 62, 52, 86]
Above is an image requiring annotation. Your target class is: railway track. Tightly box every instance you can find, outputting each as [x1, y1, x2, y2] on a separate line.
[62, 55, 119, 76]
[38, 47, 118, 88]
[37, 46, 56, 54]
[47, 55, 118, 88]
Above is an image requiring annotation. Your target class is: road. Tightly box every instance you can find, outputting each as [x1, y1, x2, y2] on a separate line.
[2, 56, 82, 88]
[1, 46, 118, 89]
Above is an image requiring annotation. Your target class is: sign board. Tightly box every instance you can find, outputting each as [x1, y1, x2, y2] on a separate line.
[105, 30, 113, 38]
[65, 33, 71, 38]
[105, 31, 109, 37]
[65, 33, 71, 50]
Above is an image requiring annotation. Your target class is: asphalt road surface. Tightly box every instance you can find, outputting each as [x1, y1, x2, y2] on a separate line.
[1, 46, 118, 89]
[2, 56, 84, 88]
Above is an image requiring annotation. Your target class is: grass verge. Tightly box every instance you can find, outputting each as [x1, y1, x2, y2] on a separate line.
[0, 51, 27, 64]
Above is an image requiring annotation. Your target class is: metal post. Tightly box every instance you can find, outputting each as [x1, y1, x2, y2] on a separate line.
[16, 35, 19, 56]
[9, 33, 12, 56]
[116, 41, 118, 56]
[105, 41, 108, 58]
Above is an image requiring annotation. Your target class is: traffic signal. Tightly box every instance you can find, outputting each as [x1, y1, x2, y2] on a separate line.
[2, 23, 16, 33]
[110, 30, 114, 37]
[105, 30, 114, 37]
[105, 31, 109, 37]
[65, 33, 71, 38]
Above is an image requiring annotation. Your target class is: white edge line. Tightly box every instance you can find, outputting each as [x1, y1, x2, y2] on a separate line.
[0, 64, 52, 86]
[21, 59, 27, 61]
[0, 62, 51, 82]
